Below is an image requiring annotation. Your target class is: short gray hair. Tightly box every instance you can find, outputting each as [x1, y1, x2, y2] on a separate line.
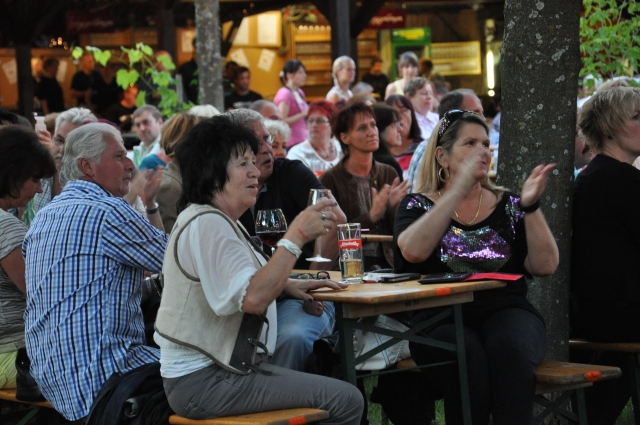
[60, 123, 122, 186]
[133, 105, 162, 120]
[265, 119, 291, 142]
[404, 77, 429, 97]
[55, 108, 97, 134]
[226, 108, 264, 129]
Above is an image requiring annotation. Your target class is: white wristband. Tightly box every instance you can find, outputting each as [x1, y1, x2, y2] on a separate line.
[276, 238, 302, 259]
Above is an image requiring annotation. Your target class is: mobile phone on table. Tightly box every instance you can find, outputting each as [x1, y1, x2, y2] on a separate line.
[376, 272, 421, 283]
[418, 271, 472, 284]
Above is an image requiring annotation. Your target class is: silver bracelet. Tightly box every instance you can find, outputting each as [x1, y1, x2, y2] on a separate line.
[146, 201, 159, 215]
[276, 238, 302, 259]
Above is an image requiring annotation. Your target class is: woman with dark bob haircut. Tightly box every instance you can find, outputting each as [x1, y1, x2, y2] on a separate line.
[320, 102, 411, 270]
[396, 110, 558, 424]
[570, 86, 640, 424]
[385, 94, 423, 178]
[0, 125, 55, 389]
[154, 115, 363, 423]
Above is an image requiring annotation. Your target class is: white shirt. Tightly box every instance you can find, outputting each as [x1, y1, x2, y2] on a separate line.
[287, 139, 343, 175]
[414, 110, 440, 141]
[154, 213, 275, 378]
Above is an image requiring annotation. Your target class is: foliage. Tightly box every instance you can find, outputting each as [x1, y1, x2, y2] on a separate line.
[580, 0, 640, 88]
[72, 43, 193, 117]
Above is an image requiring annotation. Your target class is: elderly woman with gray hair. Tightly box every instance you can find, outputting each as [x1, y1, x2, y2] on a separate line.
[571, 86, 640, 424]
[326, 56, 355, 105]
[264, 119, 290, 159]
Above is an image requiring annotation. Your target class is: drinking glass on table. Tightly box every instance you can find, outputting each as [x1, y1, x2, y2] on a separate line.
[255, 209, 287, 255]
[306, 188, 333, 262]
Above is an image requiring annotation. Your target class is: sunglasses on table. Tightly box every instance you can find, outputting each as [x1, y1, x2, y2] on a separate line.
[291, 271, 330, 280]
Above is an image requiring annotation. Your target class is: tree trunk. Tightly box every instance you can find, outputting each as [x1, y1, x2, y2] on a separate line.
[16, 43, 35, 121]
[195, 0, 223, 111]
[498, 0, 582, 361]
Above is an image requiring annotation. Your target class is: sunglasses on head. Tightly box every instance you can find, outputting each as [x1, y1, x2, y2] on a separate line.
[437, 110, 476, 143]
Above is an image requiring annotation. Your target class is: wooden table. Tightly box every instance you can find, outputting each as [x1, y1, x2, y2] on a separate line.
[306, 270, 505, 425]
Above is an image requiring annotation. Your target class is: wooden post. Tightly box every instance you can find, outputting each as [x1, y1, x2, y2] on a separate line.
[329, 0, 351, 60]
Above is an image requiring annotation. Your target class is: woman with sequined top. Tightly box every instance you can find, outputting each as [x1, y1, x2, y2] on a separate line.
[394, 110, 558, 425]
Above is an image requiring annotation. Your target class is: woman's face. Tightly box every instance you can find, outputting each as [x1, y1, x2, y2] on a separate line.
[218, 147, 260, 219]
[271, 134, 287, 159]
[288, 67, 307, 87]
[381, 120, 402, 148]
[413, 83, 434, 115]
[336, 61, 356, 84]
[307, 113, 332, 143]
[391, 102, 412, 139]
[11, 177, 43, 209]
[440, 123, 491, 182]
[613, 107, 640, 158]
[400, 63, 419, 80]
[341, 113, 379, 154]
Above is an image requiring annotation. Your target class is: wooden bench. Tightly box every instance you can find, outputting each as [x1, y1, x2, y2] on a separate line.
[392, 358, 621, 424]
[0, 388, 59, 425]
[168, 408, 329, 425]
[570, 339, 640, 424]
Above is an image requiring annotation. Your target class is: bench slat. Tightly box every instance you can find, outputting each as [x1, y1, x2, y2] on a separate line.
[0, 389, 53, 408]
[535, 360, 621, 385]
[168, 408, 329, 425]
[569, 339, 640, 354]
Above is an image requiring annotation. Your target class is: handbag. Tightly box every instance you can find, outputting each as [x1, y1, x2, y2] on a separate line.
[15, 347, 46, 402]
[354, 314, 412, 371]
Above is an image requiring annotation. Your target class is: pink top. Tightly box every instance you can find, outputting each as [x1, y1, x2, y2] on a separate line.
[274, 87, 309, 147]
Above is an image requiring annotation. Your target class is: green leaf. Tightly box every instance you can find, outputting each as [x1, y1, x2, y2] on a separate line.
[138, 43, 154, 57]
[116, 68, 140, 90]
[71, 46, 84, 60]
[156, 54, 175, 71]
[136, 90, 146, 107]
[94, 50, 111, 67]
[128, 49, 143, 65]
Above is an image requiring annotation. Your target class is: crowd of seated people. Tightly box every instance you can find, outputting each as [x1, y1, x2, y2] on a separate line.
[4, 48, 640, 425]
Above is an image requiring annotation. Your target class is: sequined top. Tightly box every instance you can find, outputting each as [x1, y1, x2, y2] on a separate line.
[394, 191, 541, 322]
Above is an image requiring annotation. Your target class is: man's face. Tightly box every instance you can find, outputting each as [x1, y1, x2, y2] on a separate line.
[234, 71, 251, 92]
[251, 121, 274, 184]
[460, 95, 485, 119]
[88, 134, 135, 197]
[370, 61, 382, 75]
[134, 111, 163, 145]
[259, 104, 282, 120]
[81, 55, 95, 73]
[53, 121, 82, 168]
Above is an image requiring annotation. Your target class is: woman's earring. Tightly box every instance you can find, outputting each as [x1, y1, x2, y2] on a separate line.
[438, 167, 449, 183]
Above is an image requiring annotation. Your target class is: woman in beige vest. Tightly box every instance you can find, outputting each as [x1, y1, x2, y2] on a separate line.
[154, 115, 363, 423]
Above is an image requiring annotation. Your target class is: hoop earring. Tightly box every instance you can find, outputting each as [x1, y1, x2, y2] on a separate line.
[438, 167, 449, 183]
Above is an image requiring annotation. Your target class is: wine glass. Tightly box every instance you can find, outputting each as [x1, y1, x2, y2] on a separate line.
[255, 209, 287, 255]
[306, 188, 333, 262]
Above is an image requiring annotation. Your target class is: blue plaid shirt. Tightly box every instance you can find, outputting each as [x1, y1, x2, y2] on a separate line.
[23, 180, 168, 420]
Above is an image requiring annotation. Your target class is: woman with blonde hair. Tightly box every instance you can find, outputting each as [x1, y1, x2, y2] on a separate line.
[571, 86, 640, 424]
[395, 110, 558, 424]
[155, 112, 202, 232]
[326, 56, 355, 104]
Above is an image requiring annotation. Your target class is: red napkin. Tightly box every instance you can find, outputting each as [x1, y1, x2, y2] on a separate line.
[464, 272, 523, 281]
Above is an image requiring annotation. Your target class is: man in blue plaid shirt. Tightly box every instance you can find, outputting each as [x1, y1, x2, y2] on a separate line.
[23, 123, 168, 421]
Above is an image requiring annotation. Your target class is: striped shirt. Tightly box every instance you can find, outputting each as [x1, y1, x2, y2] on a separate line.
[23, 180, 168, 420]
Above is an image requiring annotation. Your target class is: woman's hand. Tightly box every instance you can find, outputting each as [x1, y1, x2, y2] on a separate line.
[370, 184, 391, 222]
[124, 172, 146, 206]
[448, 158, 484, 198]
[521, 164, 555, 208]
[388, 178, 412, 212]
[142, 166, 164, 208]
[283, 278, 347, 303]
[286, 198, 338, 247]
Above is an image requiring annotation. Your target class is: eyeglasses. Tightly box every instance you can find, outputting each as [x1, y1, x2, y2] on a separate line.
[307, 118, 330, 125]
[437, 110, 475, 143]
[261, 133, 273, 146]
[292, 271, 330, 280]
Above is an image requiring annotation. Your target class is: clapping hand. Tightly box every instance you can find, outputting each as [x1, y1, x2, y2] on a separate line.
[521, 164, 555, 208]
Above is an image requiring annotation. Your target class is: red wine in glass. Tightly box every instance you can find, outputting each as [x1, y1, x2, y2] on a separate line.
[258, 231, 286, 247]
[255, 209, 287, 255]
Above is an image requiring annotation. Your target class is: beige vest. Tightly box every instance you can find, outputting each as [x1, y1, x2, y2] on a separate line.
[155, 204, 269, 375]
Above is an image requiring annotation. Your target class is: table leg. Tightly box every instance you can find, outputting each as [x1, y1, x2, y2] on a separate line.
[454, 304, 472, 425]
[336, 303, 357, 386]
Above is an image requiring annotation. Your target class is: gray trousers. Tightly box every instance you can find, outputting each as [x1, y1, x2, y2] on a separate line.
[163, 357, 363, 425]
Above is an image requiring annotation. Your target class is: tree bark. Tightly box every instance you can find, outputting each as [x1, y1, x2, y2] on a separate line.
[195, 0, 223, 111]
[499, 0, 582, 361]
